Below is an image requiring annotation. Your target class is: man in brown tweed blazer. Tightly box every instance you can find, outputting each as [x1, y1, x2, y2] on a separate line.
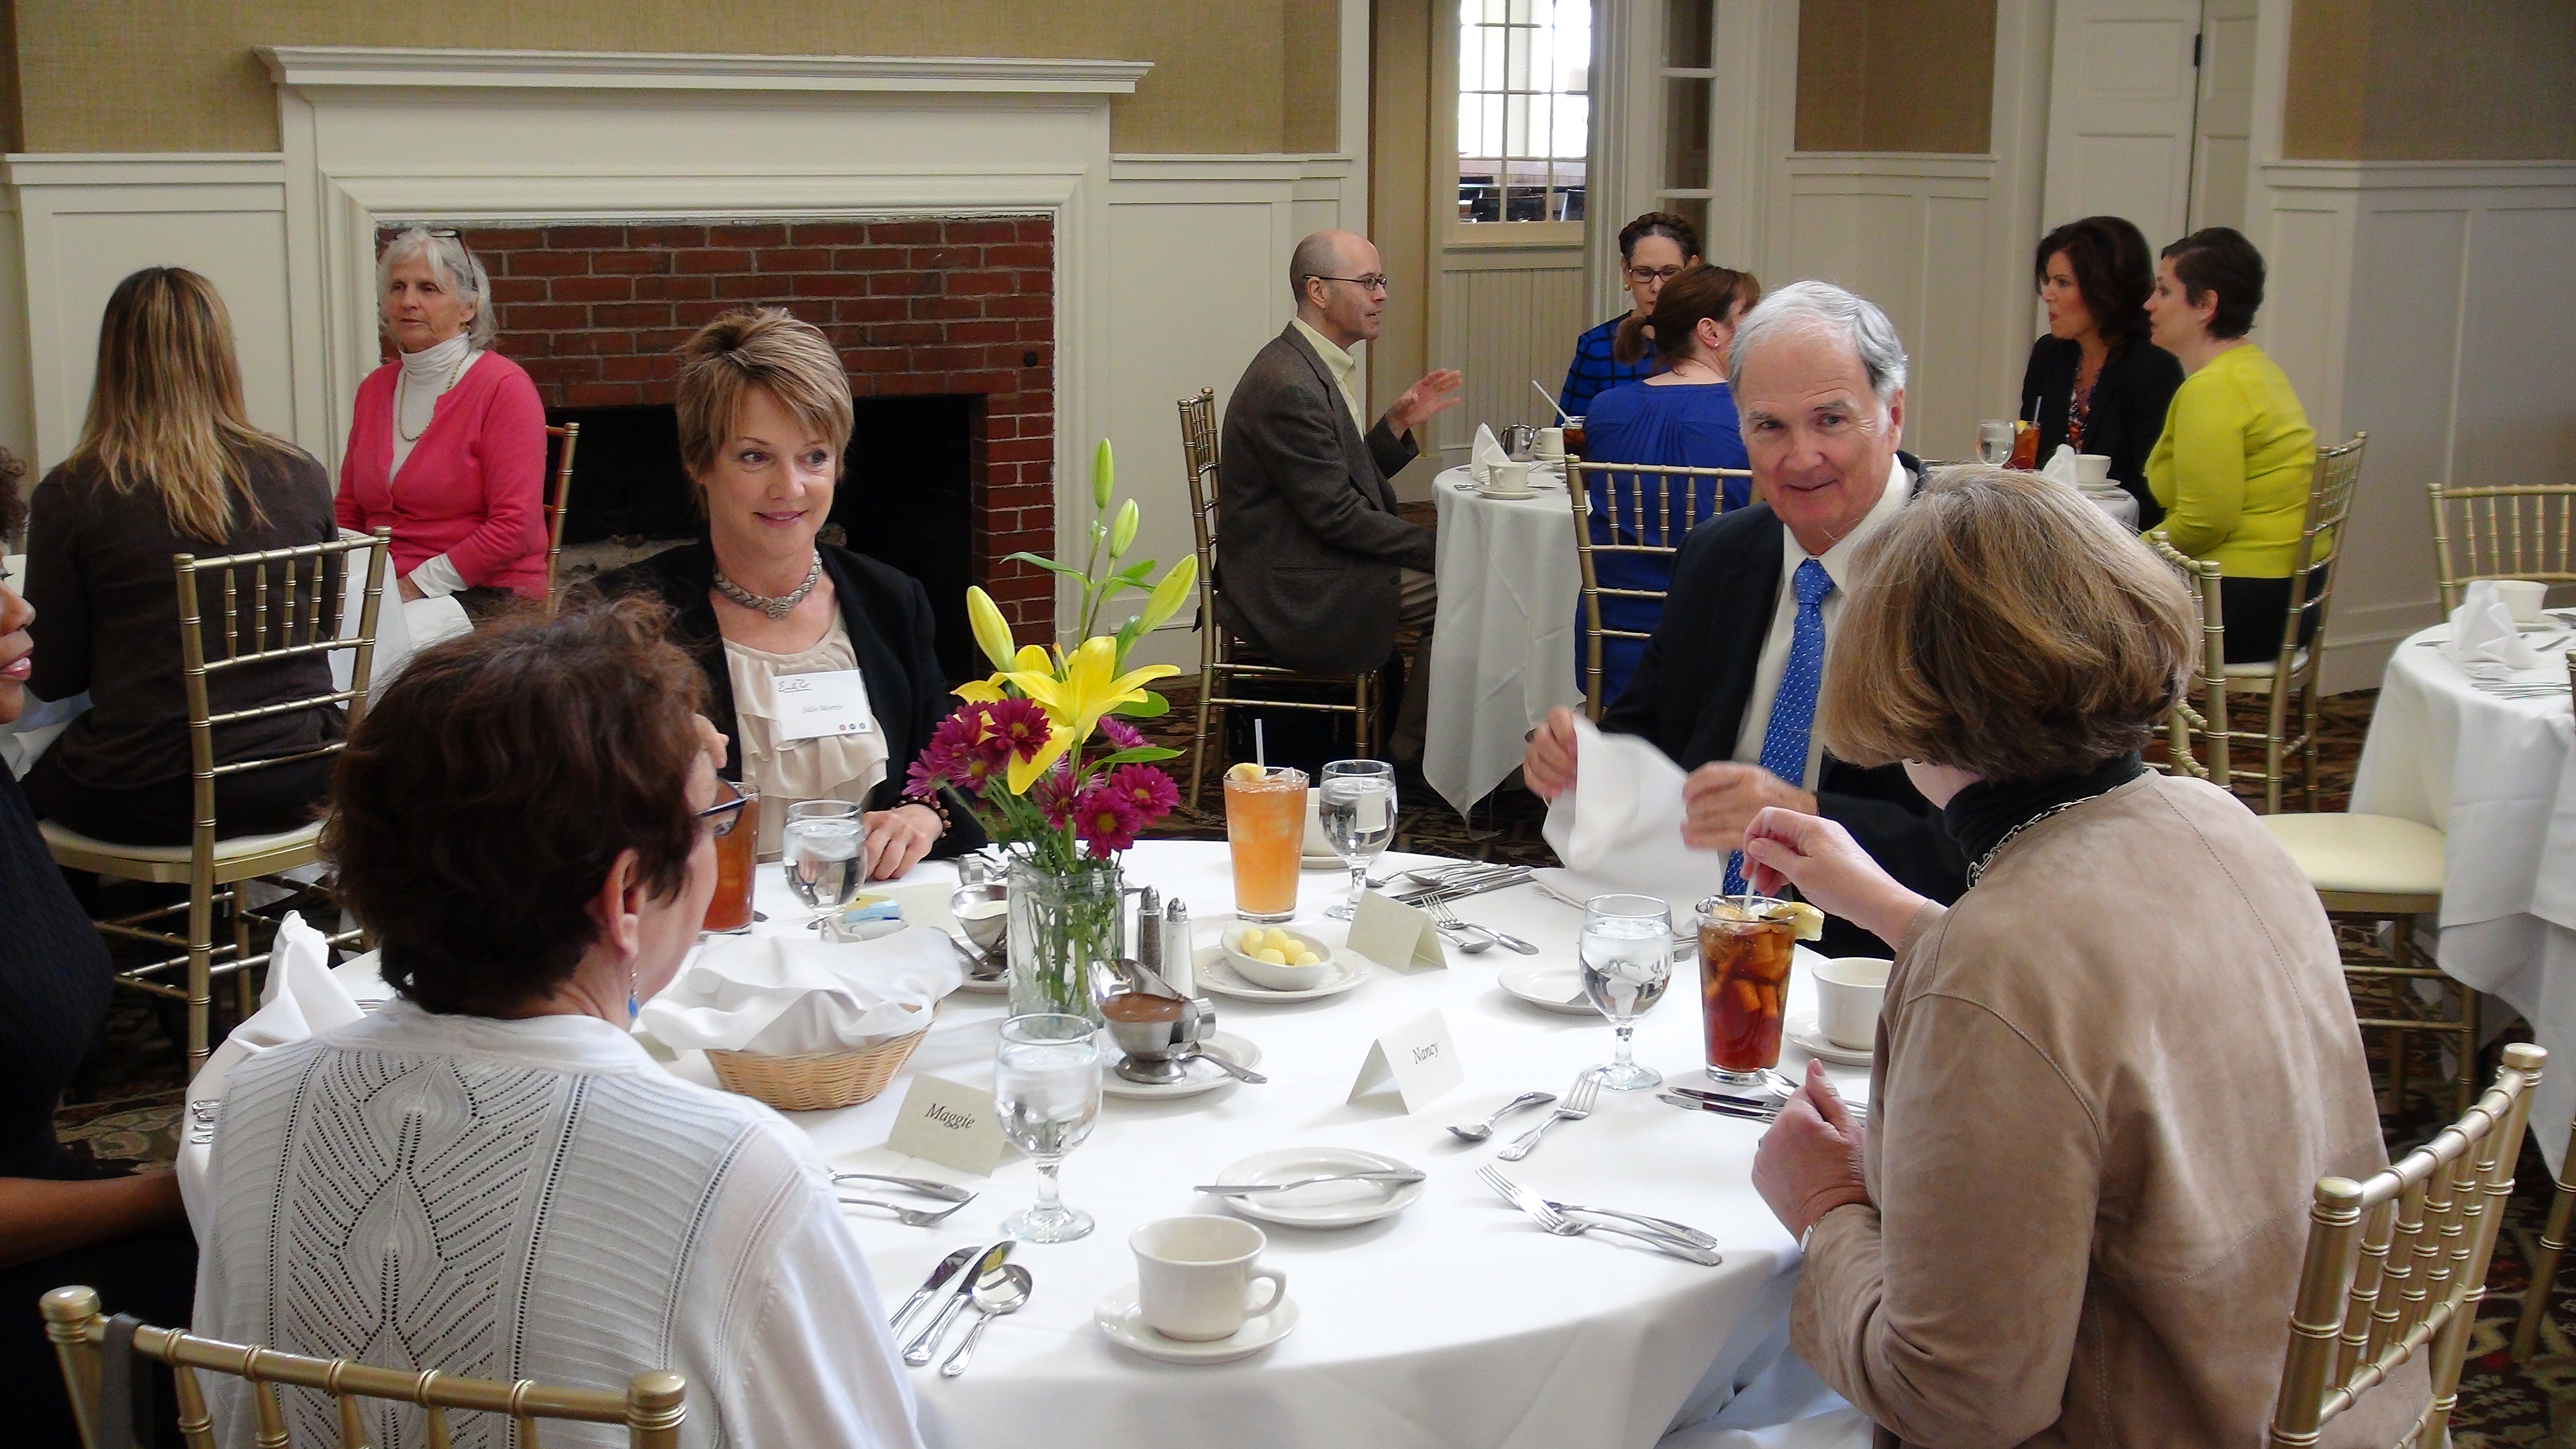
[1216, 230, 1462, 757]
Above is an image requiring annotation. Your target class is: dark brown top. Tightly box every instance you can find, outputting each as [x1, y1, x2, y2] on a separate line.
[22, 444, 344, 792]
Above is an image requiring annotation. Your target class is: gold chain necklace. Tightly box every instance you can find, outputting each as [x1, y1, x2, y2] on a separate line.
[395, 346, 472, 443]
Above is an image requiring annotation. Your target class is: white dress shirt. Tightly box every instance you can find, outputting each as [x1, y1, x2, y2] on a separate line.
[1730, 455, 1915, 788]
[1290, 317, 1369, 434]
[389, 334, 477, 598]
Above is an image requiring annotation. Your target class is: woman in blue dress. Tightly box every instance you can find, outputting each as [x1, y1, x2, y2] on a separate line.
[1576, 262, 1762, 705]
[1557, 212, 1701, 421]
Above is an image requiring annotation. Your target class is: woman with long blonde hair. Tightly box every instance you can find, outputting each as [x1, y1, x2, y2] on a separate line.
[19, 266, 344, 845]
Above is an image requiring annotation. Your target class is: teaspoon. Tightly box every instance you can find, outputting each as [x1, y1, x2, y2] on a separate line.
[1446, 1090, 1555, 1142]
[940, 1265, 1033, 1378]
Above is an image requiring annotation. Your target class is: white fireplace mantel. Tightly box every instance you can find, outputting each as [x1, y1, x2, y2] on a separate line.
[255, 46, 1153, 97]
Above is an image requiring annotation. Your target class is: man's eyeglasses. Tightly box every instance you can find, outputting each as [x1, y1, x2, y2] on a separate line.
[1626, 265, 1687, 285]
[698, 778, 751, 839]
[1308, 273, 1391, 295]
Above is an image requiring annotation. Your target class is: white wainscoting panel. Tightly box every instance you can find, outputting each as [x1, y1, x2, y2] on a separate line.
[1429, 242, 1587, 485]
[0, 189, 34, 477]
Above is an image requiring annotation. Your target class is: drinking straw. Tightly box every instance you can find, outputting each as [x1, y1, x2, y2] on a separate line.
[1531, 380, 1571, 423]
[1255, 719, 1267, 769]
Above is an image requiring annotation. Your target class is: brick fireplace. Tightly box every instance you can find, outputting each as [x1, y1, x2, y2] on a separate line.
[399, 215, 1059, 646]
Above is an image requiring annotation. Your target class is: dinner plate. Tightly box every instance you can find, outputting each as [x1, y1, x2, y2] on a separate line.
[1192, 944, 1373, 1003]
[1096, 1285, 1300, 1364]
[1497, 960, 1599, 1017]
[1784, 1013, 1872, 1067]
[1207, 1146, 1424, 1229]
[955, 965, 1008, 994]
[1101, 1032, 1263, 1100]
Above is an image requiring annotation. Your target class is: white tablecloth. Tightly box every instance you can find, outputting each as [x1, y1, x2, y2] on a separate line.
[2349, 623, 2576, 1169]
[1423, 466, 1583, 819]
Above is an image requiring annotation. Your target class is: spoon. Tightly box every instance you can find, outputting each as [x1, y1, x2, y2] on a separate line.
[1432, 923, 1495, 954]
[1447, 1090, 1555, 1141]
[1186, 1049, 1268, 1084]
[940, 1265, 1033, 1378]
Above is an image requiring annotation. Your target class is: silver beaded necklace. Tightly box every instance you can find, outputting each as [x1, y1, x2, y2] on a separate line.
[712, 553, 822, 620]
[1963, 799, 2087, 889]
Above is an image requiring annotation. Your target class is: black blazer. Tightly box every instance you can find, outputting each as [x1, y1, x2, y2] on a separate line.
[596, 538, 984, 856]
[2019, 334, 2184, 531]
[1599, 458, 1965, 955]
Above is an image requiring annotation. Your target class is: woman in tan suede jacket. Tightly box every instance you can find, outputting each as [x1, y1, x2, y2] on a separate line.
[1736, 467, 2423, 1447]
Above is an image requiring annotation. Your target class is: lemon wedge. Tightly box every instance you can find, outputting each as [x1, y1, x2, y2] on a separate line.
[1778, 901, 1826, 941]
[1225, 762, 1265, 783]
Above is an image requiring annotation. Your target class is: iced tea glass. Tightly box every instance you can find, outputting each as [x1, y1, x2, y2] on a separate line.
[1696, 895, 1795, 1090]
[702, 783, 761, 934]
[1223, 765, 1308, 923]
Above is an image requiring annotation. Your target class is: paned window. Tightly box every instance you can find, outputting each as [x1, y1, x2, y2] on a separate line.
[1457, 0, 1592, 224]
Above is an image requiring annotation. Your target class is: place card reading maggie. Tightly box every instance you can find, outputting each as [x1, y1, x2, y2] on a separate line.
[1348, 1008, 1464, 1113]
[774, 668, 877, 742]
[1348, 890, 1447, 972]
[884, 1073, 1010, 1176]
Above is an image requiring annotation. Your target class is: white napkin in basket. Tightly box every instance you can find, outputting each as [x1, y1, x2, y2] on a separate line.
[2446, 580, 2544, 672]
[638, 928, 962, 1056]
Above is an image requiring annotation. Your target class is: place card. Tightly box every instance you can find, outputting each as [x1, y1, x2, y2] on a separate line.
[1347, 890, 1447, 972]
[1348, 1008, 1464, 1114]
[884, 1073, 1011, 1176]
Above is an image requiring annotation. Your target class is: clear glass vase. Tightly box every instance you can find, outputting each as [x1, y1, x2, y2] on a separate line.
[1005, 857, 1123, 1026]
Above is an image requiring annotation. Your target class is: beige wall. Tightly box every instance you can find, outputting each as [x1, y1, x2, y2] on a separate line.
[2285, 0, 2576, 161]
[1795, 0, 1997, 154]
[6, 0, 1338, 156]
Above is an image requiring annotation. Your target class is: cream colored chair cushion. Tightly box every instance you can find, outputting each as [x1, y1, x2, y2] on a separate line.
[2257, 812, 2445, 896]
[41, 819, 324, 885]
[2223, 649, 2309, 679]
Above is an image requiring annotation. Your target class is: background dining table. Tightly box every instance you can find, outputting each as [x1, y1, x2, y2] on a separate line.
[667, 840, 1862, 1447]
[1422, 465, 1582, 821]
[2348, 615, 2576, 1171]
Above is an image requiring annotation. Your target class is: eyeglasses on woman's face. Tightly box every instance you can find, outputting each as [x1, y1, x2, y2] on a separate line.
[698, 777, 751, 839]
[1625, 265, 1687, 285]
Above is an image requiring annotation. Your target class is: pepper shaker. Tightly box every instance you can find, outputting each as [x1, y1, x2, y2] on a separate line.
[1162, 899, 1195, 998]
[1134, 886, 1163, 987]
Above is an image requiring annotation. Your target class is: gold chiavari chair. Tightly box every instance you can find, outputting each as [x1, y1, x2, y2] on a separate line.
[2429, 474, 2576, 614]
[544, 420, 580, 612]
[2226, 433, 2367, 813]
[41, 530, 388, 1071]
[1175, 386, 1376, 809]
[2268, 1042, 2545, 1447]
[41, 1286, 685, 1449]
[1567, 456, 1752, 719]
[2511, 1111, 2575, 1362]
[2146, 530, 2230, 783]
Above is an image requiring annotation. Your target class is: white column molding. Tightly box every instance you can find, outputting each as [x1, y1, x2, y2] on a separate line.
[256, 46, 1153, 96]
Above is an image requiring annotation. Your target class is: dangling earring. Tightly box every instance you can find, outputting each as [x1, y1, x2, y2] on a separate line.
[625, 954, 640, 1025]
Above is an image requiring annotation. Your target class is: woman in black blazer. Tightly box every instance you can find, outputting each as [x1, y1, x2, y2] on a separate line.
[596, 308, 981, 876]
[2018, 216, 2184, 529]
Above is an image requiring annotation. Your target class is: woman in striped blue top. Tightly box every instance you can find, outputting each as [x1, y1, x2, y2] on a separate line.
[1558, 211, 1701, 421]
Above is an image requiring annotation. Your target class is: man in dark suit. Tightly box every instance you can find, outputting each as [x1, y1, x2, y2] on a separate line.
[1523, 281, 1965, 955]
[1217, 230, 1462, 757]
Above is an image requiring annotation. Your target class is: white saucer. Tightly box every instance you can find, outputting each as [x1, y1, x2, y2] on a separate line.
[1497, 960, 1599, 1016]
[955, 968, 1008, 994]
[1193, 944, 1373, 1003]
[1303, 853, 1347, 872]
[1102, 1032, 1263, 1100]
[1479, 486, 1538, 500]
[1096, 1284, 1300, 1364]
[1784, 1013, 1872, 1066]
[1208, 1146, 1423, 1229]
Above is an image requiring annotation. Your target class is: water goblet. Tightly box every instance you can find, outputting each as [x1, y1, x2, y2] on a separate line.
[1581, 894, 1673, 1091]
[1976, 419, 2015, 466]
[782, 799, 864, 928]
[994, 1014, 1103, 1243]
[1319, 759, 1397, 921]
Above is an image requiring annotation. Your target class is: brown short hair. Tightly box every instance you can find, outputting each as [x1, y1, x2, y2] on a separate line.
[673, 307, 855, 486]
[323, 598, 710, 1014]
[1819, 467, 2193, 780]
[2161, 226, 2266, 340]
[1618, 210, 1702, 263]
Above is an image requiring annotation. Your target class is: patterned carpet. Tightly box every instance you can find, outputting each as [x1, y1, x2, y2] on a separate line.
[52, 686, 2575, 1440]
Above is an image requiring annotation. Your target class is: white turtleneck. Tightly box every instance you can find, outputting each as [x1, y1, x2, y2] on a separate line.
[389, 333, 477, 598]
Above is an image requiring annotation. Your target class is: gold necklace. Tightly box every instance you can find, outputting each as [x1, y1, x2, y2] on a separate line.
[395, 346, 472, 443]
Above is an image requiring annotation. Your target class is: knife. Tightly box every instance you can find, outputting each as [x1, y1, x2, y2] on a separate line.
[1658, 1091, 1775, 1122]
[833, 1171, 978, 1203]
[1194, 1170, 1425, 1195]
[902, 1240, 1012, 1366]
[887, 1245, 978, 1334]
[1397, 868, 1534, 908]
[1667, 1085, 1869, 1121]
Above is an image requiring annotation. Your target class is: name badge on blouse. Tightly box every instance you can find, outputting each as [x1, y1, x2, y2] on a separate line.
[773, 669, 876, 742]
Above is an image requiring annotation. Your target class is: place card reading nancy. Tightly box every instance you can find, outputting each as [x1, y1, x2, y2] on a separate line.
[1349, 1008, 1465, 1113]
[1348, 890, 1448, 972]
[774, 669, 878, 742]
[884, 1073, 1010, 1176]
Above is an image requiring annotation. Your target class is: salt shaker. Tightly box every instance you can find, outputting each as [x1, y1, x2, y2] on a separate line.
[1162, 899, 1195, 998]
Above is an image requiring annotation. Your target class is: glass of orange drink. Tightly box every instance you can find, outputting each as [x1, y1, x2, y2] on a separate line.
[1223, 763, 1307, 923]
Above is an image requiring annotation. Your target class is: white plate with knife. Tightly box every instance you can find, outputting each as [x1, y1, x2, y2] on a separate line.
[1201, 1146, 1425, 1228]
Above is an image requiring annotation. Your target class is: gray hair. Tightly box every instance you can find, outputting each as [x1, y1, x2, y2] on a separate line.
[377, 227, 496, 350]
[1725, 279, 1907, 407]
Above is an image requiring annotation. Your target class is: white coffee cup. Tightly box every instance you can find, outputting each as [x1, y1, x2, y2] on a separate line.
[1813, 956, 1891, 1051]
[1534, 426, 1566, 460]
[2075, 453, 2113, 486]
[1132, 1215, 1288, 1341]
[2493, 579, 2548, 624]
[1486, 461, 1533, 496]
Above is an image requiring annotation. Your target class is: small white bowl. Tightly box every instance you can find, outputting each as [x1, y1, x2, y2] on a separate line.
[1223, 927, 1336, 990]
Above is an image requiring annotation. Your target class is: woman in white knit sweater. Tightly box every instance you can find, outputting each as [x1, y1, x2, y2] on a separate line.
[193, 601, 925, 1449]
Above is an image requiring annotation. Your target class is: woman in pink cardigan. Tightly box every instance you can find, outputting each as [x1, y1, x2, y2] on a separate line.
[336, 228, 548, 617]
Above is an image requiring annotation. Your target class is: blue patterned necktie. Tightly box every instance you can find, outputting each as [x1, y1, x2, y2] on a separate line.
[1724, 558, 1836, 895]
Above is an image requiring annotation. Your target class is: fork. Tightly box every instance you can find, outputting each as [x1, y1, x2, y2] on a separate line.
[1497, 1072, 1598, 1162]
[1539, 1195, 1722, 1249]
[839, 1195, 977, 1227]
[1425, 895, 1539, 954]
[1477, 1166, 1722, 1265]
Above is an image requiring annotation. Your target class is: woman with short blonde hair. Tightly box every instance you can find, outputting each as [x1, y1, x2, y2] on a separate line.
[1735, 467, 2421, 1442]
[600, 308, 980, 871]
[20, 266, 344, 845]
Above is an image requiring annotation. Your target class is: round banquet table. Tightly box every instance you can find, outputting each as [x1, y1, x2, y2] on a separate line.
[2348, 619, 2576, 1171]
[1422, 465, 1582, 821]
[678, 839, 1864, 1447]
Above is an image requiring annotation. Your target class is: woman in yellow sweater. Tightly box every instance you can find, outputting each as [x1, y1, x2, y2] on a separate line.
[2143, 226, 2318, 664]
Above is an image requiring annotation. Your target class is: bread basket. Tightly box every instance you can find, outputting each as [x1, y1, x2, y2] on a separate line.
[707, 1027, 927, 1111]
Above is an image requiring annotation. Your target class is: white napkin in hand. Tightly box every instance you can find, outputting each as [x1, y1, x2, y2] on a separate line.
[1471, 424, 1509, 484]
[180, 910, 361, 1233]
[2446, 580, 2544, 671]
[639, 928, 961, 1056]
[403, 593, 472, 649]
[1541, 716, 1731, 912]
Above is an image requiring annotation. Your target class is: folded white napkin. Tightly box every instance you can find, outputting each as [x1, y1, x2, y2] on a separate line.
[1471, 424, 1508, 484]
[179, 910, 361, 1233]
[2446, 580, 2544, 671]
[638, 928, 960, 1055]
[403, 593, 472, 650]
[2039, 444, 2084, 488]
[1541, 716, 1731, 914]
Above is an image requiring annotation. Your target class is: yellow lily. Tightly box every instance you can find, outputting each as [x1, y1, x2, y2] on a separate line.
[1007, 635, 1178, 746]
[965, 586, 1016, 672]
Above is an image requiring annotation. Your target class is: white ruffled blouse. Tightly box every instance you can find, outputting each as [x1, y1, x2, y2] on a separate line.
[722, 615, 889, 857]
